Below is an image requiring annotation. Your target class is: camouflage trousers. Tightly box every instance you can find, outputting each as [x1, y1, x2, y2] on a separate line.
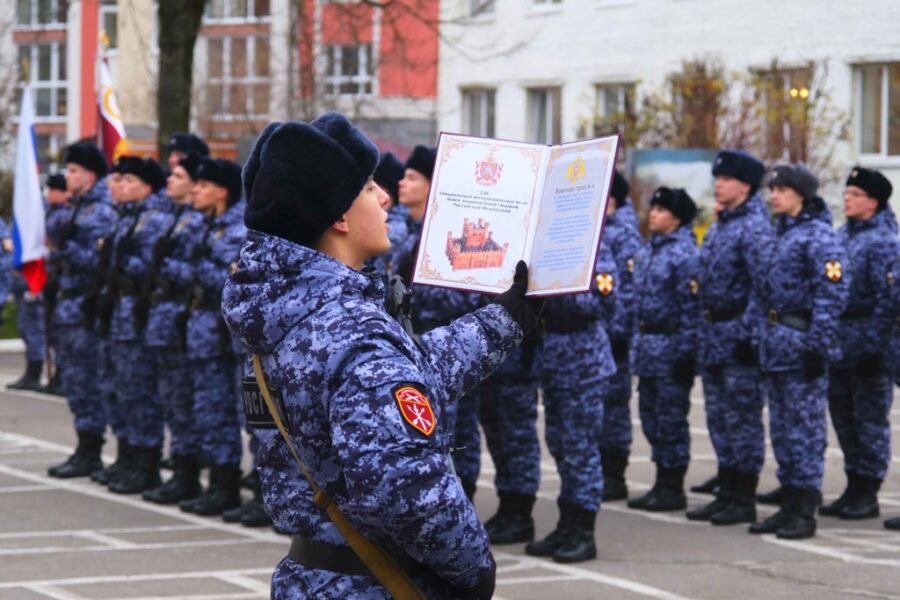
[638, 376, 692, 469]
[701, 365, 765, 475]
[155, 348, 199, 458]
[479, 373, 541, 496]
[601, 360, 633, 455]
[113, 340, 163, 448]
[766, 370, 828, 491]
[14, 293, 45, 361]
[828, 368, 893, 481]
[56, 325, 106, 435]
[96, 338, 123, 439]
[193, 356, 242, 467]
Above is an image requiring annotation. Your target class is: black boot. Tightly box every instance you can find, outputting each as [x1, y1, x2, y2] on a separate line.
[686, 467, 735, 521]
[525, 500, 578, 557]
[240, 483, 273, 527]
[884, 517, 900, 530]
[192, 465, 242, 516]
[47, 431, 104, 478]
[690, 474, 719, 495]
[711, 471, 758, 525]
[142, 455, 202, 504]
[749, 485, 795, 534]
[644, 466, 687, 512]
[601, 450, 629, 501]
[839, 476, 880, 520]
[756, 485, 784, 505]
[484, 492, 536, 544]
[44, 370, 64, 396]
[820, 472, 858, 517]
[91, 438, 131, 485]
[240, 470, 259, 490]
[776, 487, 818, 539]
[108, 446, 162, 494]
[7, 360, 44, 391]
[553, 505, 597, 564]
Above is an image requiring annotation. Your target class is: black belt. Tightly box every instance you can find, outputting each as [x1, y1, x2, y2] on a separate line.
[638, 321, 678, 335]
[841, 307, 874, 320]
[543, 318, 597, 333]
[703, 306, 745, 323]
[767, 309, 811, 332]
[288, 536, 423, 577]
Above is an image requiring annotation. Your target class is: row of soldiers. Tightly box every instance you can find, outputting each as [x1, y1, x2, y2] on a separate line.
[28, 134, 271, 527]
[375, 145, 900, 564]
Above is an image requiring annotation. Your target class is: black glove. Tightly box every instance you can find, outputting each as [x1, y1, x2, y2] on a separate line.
[454, 553, 496, 600]
[59, 222, 76, 243]
[116, 236, 137, 256]
[493, 261, 545, 334]
[672, 359, 695, 383]
[733, 339, 757, 366]
[611, 339, 629, 363]
[152, 236, 176, 262]
[856, 353, 883, 378]
[802, 351, 825, 380]
[191, 244, 211, 261]
[395, 241, 420, 285]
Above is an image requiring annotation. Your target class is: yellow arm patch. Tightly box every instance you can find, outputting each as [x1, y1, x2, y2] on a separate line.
[825, 260, 843, 283]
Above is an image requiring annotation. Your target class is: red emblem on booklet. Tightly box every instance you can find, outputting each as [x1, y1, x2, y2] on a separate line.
[394, 385, 436, 437]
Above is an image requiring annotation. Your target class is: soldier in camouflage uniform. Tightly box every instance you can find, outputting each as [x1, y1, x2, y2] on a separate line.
[166, 132, 209, 170]
[688, 151, 772, 526]
[223, 114, 541, 599]
[628, 187, 700, 513]
[599, 170, 643, 501]
[46, 142, 117, 479]
[42, 174, 74, 396]
[105, 158, 170, 494]
[178, 158, 246, 517]
[524, 241, 617, 563]
[820, 167, 897, 521]
[748, 163, 849, 540]
[142, 153, 206, 504]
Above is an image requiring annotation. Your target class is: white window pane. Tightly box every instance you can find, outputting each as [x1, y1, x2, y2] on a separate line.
[860, 65, 882, 154]
[37, 44, 51, 81]
[889, 64, 900, 156]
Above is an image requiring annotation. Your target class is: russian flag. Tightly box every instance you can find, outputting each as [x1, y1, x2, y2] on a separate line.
[12, 85, 47, 295]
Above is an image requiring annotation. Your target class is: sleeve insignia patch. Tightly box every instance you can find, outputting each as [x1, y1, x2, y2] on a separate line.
[96, 238, 105, 251]
[888, 271, 894, 287]
[229, 261, 238, 274]
[690, 278, 700, 296]
[241, 377, 288, 431]
[626, 257, 635, 273]
[595, 273, 615, 296]
[825, 260, 843, 283]
[394, 383, 436, 437]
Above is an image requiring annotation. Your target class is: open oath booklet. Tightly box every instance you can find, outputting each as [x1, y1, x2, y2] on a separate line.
[411, 132, 621, 297]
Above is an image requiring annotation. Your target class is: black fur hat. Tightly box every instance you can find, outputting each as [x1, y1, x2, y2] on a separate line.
[243, 113, 380, 247]
[768, 162, 819, 202]
[120, 157, 166, 193]
[46, 173, 67, 191]
[63, 141, 108, 178]
[176, 152, 203, 181]
[712, 150, 765, 188]
[846, 166, 892, 209]
[374, 152, 404, 202]
[167, 133, 210, 157]
[650, 187, 697, 224]
[405, 145, 437, 180]
[611, 170, 629, 208]
[197, 157, 243, 206]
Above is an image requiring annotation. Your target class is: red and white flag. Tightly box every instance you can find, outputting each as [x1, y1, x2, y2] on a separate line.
[97, 58, 128, 164]
[12, 85, 47, 294]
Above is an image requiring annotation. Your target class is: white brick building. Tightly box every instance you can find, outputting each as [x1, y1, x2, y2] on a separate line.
[438, 0, 900, 207]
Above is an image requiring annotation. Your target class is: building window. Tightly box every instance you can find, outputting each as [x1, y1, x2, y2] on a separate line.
[533, 0, 562, 5]
[206, 36, 271, 117]
[462, 89, 495, 137]
[16, 0, 67, 27]
[756, 65, 812, 161]
[17, 42, 67, 121]
[101, 0, 117, 50]
[323, 44, 374, 97]
[205, 0, 270, 21]
[594, 82, 635, 136]
[526, 87, 561, 144]
[858, 63, 900, 157]
[469, 0, 495, 16]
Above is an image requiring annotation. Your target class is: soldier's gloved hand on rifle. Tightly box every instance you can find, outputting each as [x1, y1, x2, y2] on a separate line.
[493, 260, 544, 335]
[152, 237, 176, 262]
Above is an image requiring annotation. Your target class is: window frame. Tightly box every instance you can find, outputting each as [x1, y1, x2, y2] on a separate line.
[856, 62, 900, 161]
[206, 35, 271, 119]
[15, 0, 67, 29]
[204, 0, 271, 24]
[461, 88, 496, 137]
[322, 43, 376, 98]
[17, 41, 67, 123]
[526, 86, 562, 145]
